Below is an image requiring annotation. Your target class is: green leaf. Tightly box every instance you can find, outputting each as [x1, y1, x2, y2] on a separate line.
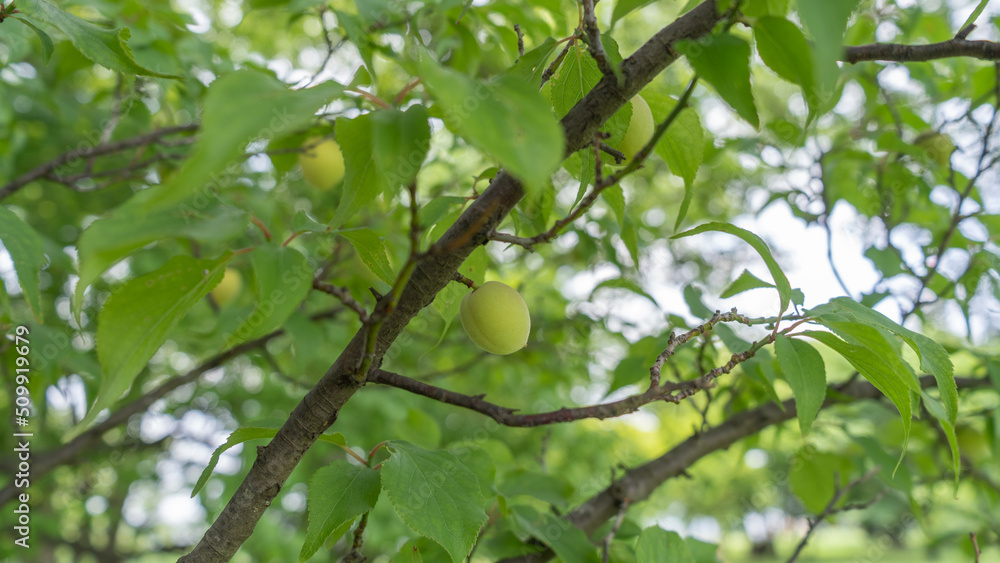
[12, 16, 54, 63]
[372, 105, 431, 192]
[300, 460, 381, 562]
[74, 205, 247, 318]
[742, 0, 790, 17]
[810, 297, 956, 423]
[420, 59, 564, 193]
[339, 229, 395, 285]
[959, 0, 991, 32]
[331, 113, 379, 229]
[192, 427, 278, 497]
[290, 211, 330, 234]
[0, 207, 46, 322]
[676, 34, 758, 128]
[590, 278, 658, 308]
[721, 269, 773, 298]
[192, 428, 345, 499]
[85, 254, 232, 430]
[507, 37, 558, 87]
[227, 244, 314, 345]
[922, 392, 960, 494]
[126, 70, 344, 213]
[802, 330, 912, 471]
[789, 446, 841, 513]
[498, 469, 574, 509]
[798, 0, 861, 93]
[603, 185, 625, 226]
[644, 89, 704, 224]
[550, 42, 631, 151]
[381, 441, 488, 562]
[672, 222, 790, 314]
[685, 538, 721, 563]
[754, 17, 817, 111]
[636, 527, 694, 563]
[775, 335, 826, 435]
[611, 0, 657, 27]
[510, 505, 600, 563]
[16, 0, 181, 78]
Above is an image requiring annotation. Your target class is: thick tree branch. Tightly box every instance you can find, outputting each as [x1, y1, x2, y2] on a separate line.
[179, 2, 727, 560]
[496, 376, 991, 562]
[843, 39, 1000, 64]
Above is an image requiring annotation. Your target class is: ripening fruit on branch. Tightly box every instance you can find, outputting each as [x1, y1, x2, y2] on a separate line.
[211, 268, 243, 306]
[459, 281, 530, 355]
[618, 94, 654, 162]
[298, 136, 345, 190]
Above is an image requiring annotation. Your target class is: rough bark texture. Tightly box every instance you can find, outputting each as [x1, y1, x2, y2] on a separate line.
[180, 2, 726, 560]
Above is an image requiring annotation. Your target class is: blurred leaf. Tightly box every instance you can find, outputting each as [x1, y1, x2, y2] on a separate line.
[11, 16, 54, 63]
[510, 505, 600, 562]
[339, 228, 395, 285]
[229, 244, 313, 344]
[0, 207, 45, 322]
[636, 527, 694, 563]
[332, 113, 380, 229]
[798, 0, 860, 93]
[372, 105, 431, 191]
[86, 254, 231, 430]
[17, 0, 181, 78]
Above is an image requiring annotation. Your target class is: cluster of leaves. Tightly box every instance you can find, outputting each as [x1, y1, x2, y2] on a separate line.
[0, 0, 998, 561]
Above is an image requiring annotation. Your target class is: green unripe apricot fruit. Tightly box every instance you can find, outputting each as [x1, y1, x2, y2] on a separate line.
[618, 94, 654, 162]
[460, 281, 530, 355]
[298, 137, 345, 190]
[211, 268, 243, 306]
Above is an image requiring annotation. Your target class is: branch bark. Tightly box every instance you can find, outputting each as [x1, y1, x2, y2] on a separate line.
[843, 39, 1000, 64]
[178, 2, 727, 560]
[496, 376, 991, 563]
[0, 124, 199, 200]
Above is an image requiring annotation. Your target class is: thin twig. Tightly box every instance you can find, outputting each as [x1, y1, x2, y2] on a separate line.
[581, 0, 615, 77]
[601, 498, 631, 563]
[786, 466, 883, 563]
[0, 124, 199, 200]
[313, 279, 370, 321]
[490, 76, 698, 252]
[342, 512, 369, 562]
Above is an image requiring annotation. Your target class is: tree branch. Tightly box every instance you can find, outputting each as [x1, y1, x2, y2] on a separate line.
[0, 124, 199, 200]
[177, 3, 734, 559]
[843, 39, 1000, 64]
[495, 376, 991, 562]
